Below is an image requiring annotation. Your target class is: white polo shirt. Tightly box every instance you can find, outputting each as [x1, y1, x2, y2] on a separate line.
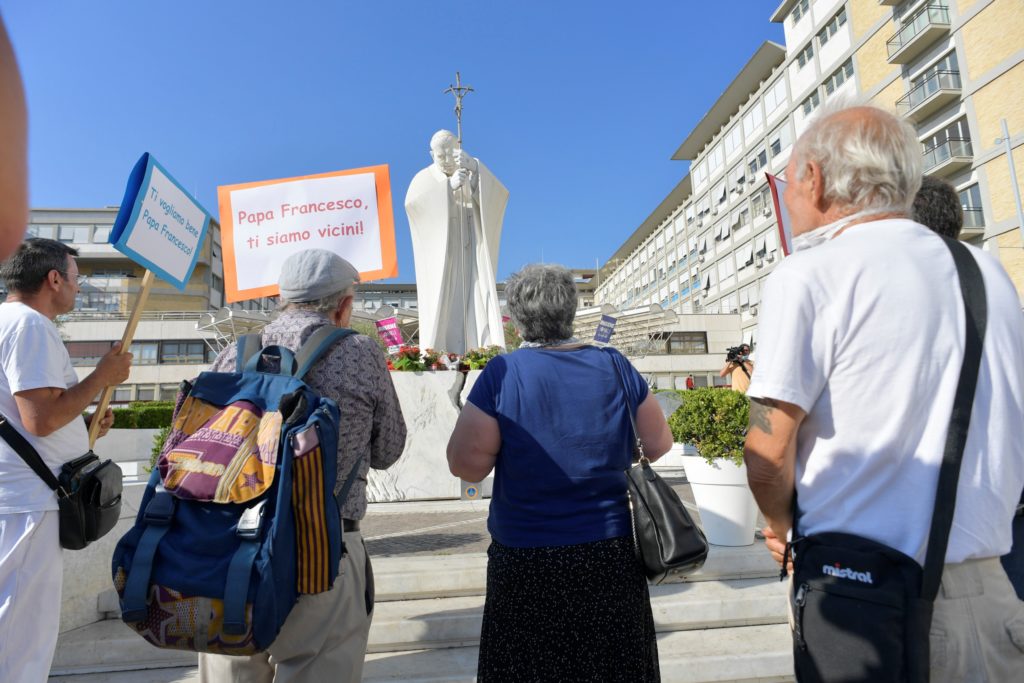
[0, 302, 90, 513]
[748, 219, 1024, 564]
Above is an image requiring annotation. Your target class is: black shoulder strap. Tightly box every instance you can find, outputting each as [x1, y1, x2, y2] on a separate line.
[0, 414, 60, 491]
[603, 348, 645, 461]
[921, 238, 988, 600]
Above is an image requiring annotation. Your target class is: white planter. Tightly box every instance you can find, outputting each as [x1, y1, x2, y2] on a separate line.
[681, 454, 757, 547]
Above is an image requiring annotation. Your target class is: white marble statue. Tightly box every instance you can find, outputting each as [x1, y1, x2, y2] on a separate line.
[405, 129, 509, 354]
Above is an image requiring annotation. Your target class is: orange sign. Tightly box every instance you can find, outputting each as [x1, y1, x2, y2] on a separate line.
[217, 165, 397, 302]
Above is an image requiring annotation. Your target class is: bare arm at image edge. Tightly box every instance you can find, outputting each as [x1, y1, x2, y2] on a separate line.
[0, 15, 28, 260]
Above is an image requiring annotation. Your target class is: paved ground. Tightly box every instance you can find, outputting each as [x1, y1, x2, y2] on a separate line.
[361, 475, 701, 557]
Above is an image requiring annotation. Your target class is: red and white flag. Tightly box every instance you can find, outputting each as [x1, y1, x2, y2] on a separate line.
[765, 173, 793, 257]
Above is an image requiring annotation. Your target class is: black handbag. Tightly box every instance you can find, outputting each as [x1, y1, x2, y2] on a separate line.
[608, 350, 709, 583]
[0, 413, 123, 550]
[786, 237, 987, 683]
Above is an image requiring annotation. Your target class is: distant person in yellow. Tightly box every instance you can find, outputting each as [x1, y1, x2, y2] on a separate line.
[720, 343, 753, 393]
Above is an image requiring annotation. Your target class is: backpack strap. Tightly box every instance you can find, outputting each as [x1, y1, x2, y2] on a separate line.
[334, 457, 363, 521]
[294, 326, 356, 379]
[222, 499, 267, 635]
[121, 473, 176, 623]
[236, 334, 262, 373]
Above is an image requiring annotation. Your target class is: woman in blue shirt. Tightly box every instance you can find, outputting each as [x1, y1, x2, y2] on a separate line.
[448, 264, 672, 682]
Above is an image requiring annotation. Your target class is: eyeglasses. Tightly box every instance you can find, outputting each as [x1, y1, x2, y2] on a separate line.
[55, 271, 88, 287]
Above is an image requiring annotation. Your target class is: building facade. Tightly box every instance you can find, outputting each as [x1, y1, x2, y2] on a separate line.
[595, 0, 1024, 346]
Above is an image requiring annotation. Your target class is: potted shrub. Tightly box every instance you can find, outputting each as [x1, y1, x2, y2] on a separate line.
[668, 387, 758, 546]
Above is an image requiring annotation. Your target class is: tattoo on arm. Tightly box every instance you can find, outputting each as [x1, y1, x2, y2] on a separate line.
[749, 397, 779, 435]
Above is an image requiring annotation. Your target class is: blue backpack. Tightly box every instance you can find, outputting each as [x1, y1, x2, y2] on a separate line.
[112, 327, 357, 654]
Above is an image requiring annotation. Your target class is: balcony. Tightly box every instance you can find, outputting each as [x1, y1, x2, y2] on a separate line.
[896, 71, 961, 122]
[922, 138, 973, 176]
[960, 207, 984, 236]
[886, 5, 951, 64]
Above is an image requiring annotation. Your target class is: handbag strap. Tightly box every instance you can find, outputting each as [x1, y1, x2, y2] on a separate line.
[920, 237, 987, 601]
[603, 348, 646, 462]
[0, 412, 62, 493]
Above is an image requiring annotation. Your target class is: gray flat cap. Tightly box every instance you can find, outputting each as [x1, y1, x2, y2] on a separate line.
[278, 249, 360, 302]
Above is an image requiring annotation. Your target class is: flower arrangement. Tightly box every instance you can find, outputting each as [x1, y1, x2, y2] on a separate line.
[387, 345, 504, 372]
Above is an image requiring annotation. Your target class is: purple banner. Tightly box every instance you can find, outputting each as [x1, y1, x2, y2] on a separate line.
[375, 317, 403, 354]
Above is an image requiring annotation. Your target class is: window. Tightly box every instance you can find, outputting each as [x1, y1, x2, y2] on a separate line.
[724, 125, 743, 158]
[136, 385, 156, 402]
[769, 123, 793, 158]
[790, 0, 810, 25]
[730, 163, 746, 190]
[797, 42, 815, 70]
[666, 332, 708, 355]
[112, 385, 133, 403]
[28, 225, 56, 239]
[960, 183, 983, 227]
[685, 205, 696, 225]
[718, 257, 734, 280]
[742, 105, 764, 138]
[751, 185, 773, 217]
[801, 90, 821, 116]
[160, 341, 207, 364]
[824, 59, 855, 96]
[692, 161, 708, 186]
[76, 291, 121, 312]
[129, 341, 159, 365]
[748, 146, 768, 176]
[764, 78, 788, 118]
[818, 8, 848, 47]
[708, 144, 724, 175]
[159, 384, 180, 401]
[713, 180, 727, 205]
[93, 225, 111, 242]
[922, 117, 971, 152]
[58, 225, 90, 243]
[65, 341, 114, 366]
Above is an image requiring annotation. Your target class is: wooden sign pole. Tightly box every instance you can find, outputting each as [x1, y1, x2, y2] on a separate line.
[88, 270, 155, 448]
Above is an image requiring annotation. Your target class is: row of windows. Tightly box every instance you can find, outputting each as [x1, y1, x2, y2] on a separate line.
[802, 58, 855, 116]
[66, 340, 215, 367]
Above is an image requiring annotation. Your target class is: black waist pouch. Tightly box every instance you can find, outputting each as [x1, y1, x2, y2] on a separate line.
[56, 452, 123, 550]
[790, 532, 930, 683]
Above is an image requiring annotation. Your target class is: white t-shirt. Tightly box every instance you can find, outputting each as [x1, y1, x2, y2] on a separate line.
[748, 219, 1024, 564]
[0, 302, 90, 513]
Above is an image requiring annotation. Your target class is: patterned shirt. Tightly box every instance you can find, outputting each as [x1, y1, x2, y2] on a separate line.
[210, 309, 406, 520]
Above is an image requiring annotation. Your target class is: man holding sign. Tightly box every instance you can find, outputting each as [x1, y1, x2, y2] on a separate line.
[0, 239, 131, 681]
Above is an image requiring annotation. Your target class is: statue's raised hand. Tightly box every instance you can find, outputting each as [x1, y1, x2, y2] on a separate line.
[449, 167, 471, 191]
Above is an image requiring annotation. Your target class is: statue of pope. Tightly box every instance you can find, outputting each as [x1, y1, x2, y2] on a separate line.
[405, 129, 509, 354]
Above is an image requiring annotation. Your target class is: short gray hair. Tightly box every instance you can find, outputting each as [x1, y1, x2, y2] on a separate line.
[505, 264, 577, 342]
[279, 285, 354, 316]
[793, 103, 922, 214]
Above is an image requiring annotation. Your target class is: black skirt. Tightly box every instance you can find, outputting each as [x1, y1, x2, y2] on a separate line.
[477, 535, 660, 682]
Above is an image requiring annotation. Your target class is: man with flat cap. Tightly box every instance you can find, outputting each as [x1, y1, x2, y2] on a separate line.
[198, 248, 407, 683]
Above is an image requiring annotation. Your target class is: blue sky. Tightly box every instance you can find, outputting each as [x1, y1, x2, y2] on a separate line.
[1, 1, 783, 282]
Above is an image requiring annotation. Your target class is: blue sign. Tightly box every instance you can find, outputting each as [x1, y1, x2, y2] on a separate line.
[109, 153, 212, 291]
[593, 314, 617, 344]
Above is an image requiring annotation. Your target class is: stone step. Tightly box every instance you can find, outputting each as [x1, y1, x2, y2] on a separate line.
[55, 575, 787, 676]
[371, 543, 779, 602]
[368, 577, 787, 653]
[362, 624, 795, 683]
[50, 620, 197, 677]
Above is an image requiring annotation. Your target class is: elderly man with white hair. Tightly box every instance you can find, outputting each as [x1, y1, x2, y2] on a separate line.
[743, 104, 1024, 682]
[198, 248, 407, 683]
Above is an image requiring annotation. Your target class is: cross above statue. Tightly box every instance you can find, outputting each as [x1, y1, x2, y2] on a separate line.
[443, 72, 474, 145]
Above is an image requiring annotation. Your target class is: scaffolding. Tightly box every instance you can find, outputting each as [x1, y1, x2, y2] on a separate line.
[573, 303, 679, 360]
[195, 308, 274, 353]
